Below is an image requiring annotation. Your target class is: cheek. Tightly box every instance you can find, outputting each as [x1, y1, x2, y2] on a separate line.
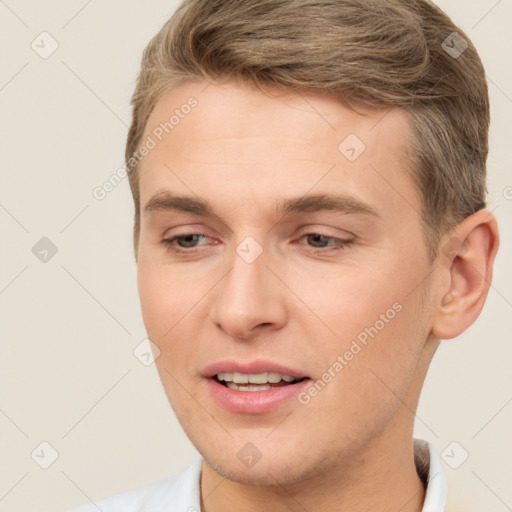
[137, 251, 199, 339]
[287, 259, 409, 340]
[288, 258, 430, 393]
[137, 261, 168, 338]
[137, 252, 216, 380]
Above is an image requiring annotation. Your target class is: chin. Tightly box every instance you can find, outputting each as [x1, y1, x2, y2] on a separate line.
[203, 451, 318, 486]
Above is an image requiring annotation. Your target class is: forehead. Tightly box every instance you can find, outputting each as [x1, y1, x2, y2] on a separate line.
[138, 80, 420, 223]
[143, 80, 411, 156]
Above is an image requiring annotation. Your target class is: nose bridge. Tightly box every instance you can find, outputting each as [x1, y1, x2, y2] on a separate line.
[227, 251, 264, 300]
[210, 240, 286, 338]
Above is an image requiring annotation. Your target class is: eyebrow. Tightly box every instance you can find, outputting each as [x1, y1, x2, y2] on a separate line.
[143, 191, 380, 219]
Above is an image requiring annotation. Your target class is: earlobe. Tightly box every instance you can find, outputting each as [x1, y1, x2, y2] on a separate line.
[432, 209, 499, 340]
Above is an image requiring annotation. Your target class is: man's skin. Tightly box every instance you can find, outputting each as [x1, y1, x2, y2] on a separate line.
[135, 80, 498, 511]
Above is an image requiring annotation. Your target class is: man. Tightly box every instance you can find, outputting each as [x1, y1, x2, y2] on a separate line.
[72, 0, 499, 510]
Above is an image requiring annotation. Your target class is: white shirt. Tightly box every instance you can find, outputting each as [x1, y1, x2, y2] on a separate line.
[69, 438, 447, 512]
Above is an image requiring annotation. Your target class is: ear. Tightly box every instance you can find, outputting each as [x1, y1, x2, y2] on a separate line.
[432, 209, 499, 340]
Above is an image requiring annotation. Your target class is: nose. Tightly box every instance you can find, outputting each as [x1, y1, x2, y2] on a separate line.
[209, 247, 288, 340]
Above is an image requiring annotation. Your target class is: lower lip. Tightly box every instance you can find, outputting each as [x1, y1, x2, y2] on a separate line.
[205, 377, 311, 414]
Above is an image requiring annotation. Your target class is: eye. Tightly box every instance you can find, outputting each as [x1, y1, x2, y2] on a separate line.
[297, 233, 354, 252]
[161, 232, 353, 255]
[162, 233, 214, 253]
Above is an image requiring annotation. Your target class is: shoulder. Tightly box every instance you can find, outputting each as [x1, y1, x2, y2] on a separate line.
[67, 459, 202, 512]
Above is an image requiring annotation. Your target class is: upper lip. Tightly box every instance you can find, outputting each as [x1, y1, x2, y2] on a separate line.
[202, 360, 309, 379]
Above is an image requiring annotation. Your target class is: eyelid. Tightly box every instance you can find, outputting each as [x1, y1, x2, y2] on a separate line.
[162, 223, 215, 237]
[295, 224, 356, 239]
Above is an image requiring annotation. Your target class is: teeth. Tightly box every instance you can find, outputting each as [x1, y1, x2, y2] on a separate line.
[267, 372, 283, 383]
[233, 372, 249, 383]
[226, 382, 272, 392]
[216, 372, 298, 384]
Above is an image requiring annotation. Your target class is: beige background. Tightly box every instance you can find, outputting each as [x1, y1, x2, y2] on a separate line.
[0, 1, 510, 511]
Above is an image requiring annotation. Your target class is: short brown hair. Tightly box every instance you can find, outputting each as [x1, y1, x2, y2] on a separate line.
[126, 0, 489, 259]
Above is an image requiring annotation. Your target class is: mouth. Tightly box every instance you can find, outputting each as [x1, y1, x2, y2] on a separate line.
[202, 361, 312, 413]
[213, 372, 308, 392]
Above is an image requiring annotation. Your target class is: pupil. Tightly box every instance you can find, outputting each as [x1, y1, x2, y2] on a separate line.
[179, 234, 199, 247]
[308, 234, 329, 247]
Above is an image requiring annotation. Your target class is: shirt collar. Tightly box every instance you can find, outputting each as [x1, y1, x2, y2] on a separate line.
[414, 438, 448, 512]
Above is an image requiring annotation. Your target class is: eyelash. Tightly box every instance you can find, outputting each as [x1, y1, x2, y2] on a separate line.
[162, 232, 354, 255]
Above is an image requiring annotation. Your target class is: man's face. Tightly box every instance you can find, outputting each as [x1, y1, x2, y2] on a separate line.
[136, 80, 439, 484]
